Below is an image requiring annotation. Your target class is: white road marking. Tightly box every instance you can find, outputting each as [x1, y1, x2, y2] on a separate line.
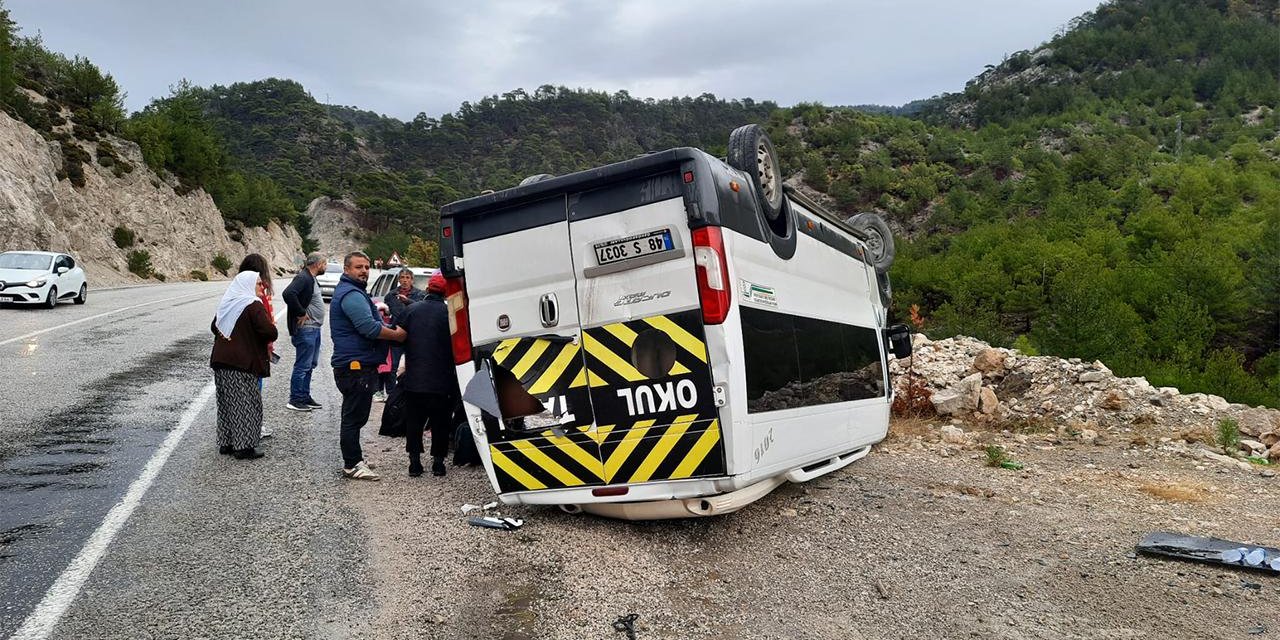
[10, 308, 286, 639]
[0, 290, 213, 347]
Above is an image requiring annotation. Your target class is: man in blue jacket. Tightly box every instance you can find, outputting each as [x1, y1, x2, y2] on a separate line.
[330, 251, 405, 480]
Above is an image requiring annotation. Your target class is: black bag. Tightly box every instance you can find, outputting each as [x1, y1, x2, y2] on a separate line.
[378, 385, 407, 438]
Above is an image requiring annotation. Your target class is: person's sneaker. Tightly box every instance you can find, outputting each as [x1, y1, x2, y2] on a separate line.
[408, 458, 424, 477]
[343, 460, 380, 481]
[431, 457, 446, 477]
[286, 402, 312, 412]
[260, 425, 274, 438]
[304, 400, 323, 410]
[373, 391, 387, 403]
[219, 445, 233, 455]
[233, 448, 265, 460]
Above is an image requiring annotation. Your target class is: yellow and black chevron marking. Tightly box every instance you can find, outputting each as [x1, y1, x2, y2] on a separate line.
[490, 416, 724, 492]
[481, 309, 726, 494]
[487, 337, 588, 395]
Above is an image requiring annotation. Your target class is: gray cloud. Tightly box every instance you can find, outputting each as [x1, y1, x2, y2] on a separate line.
[8, 0, 1101, 119]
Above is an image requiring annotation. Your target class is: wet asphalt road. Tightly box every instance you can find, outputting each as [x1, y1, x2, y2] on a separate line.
[0, 280, 295, 637]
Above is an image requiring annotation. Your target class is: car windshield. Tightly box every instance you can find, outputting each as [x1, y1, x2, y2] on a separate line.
[0, 252, 53, 271]
[324, 263, 342, 274]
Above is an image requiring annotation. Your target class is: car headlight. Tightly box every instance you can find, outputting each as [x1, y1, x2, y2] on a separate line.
[25, 279, 46, 288]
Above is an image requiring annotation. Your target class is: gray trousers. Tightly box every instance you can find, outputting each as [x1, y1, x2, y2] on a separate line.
[214, 367, 263, 451]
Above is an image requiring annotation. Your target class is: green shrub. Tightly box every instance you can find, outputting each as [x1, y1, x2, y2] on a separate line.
[112, 225, 135, 248]
[189, 269, 208, 281]
[1216, 418, 1241, 454]
[210, 253, 231, 275]
[126, 249, 152, 278]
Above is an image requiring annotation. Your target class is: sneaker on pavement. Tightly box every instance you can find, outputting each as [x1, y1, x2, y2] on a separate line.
[343, 460, 380, 481]
[431, 456, 446, 477]
[286, 402, 312, 412]
[304, 400, 323, 409]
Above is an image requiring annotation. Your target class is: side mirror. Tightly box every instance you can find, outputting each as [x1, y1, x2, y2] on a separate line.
[56, 267, 69, 274]
[887, 324, 912, 359]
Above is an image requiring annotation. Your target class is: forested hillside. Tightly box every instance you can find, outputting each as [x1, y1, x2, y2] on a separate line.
[765, 0, 1278, 405]
[0, 0, 1274, 405]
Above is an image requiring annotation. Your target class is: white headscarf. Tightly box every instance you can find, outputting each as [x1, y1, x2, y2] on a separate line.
[215, 271, 261, 339]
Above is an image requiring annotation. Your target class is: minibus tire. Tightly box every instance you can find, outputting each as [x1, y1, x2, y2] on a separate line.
[518, 173, 555, 186]
[846, 212, 895, 274]
[726, 124, 785, 222]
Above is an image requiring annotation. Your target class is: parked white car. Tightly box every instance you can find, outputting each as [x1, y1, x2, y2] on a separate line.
[0, 251, 88, 308]
[315, 261, 343, 301]
[368, 267, 438, 303]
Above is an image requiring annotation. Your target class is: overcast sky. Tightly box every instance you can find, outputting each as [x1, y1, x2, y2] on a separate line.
[8, 0, 1103, 120]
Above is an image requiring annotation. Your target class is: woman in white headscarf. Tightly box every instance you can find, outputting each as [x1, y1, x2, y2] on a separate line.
[210, 270, 279, 459]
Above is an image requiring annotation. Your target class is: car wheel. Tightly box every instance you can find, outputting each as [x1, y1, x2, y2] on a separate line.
[45, 286, 58, 309]
[74, 283, 87, 305]
[727, 124, 785, 222]
[845, 212, 896, 274]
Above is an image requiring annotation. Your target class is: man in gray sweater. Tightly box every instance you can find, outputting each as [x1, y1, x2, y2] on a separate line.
[282, 252, 328, 412]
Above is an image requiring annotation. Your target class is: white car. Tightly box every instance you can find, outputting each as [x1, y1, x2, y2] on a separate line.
[0, 251, 88, 308]
[368, 267, 438, 303]
[315, 261, 343, 301]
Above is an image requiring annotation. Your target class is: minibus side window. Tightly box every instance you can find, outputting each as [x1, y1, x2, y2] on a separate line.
[742, 308, 885, 413]
[741, 308, 802, 412]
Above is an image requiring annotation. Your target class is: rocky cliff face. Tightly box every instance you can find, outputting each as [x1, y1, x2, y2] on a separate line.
[303, 196, 369, 259]
[0, 110, 303, 286]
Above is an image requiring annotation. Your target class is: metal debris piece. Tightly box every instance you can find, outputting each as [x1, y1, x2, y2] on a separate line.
[468, 516, 511, 530]
[1137, 532, 1279, 574]
[483, 501, 499, 510]
[461, 503, 483, 514]
[612, 613, 639, 639]
[467, 515, 524, 531]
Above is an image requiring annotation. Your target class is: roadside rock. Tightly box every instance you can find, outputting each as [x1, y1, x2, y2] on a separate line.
[1078, 371, 1106, 384]
[932, 391, 966, 417]
[1237, 409, 1279, 438]
[941, 425, 968, 445]
[978, 387, 999, 414]
[957, 373, 983, 409]
[973, 349, 1006, 374]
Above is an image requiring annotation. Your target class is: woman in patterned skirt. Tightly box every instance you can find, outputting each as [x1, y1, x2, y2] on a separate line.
[210, 270, 279, 459]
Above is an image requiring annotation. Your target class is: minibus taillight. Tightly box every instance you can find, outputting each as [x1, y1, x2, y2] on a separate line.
[692, 226, 731, 325]
[444, 275, 473, 364]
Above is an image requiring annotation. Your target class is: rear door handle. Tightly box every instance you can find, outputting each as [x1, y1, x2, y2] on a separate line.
[539, 293, 559, 328]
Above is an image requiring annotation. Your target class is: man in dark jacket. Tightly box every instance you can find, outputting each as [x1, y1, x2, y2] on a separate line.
[330, 251, 406, 480]
[398, 272, 459, 477]
[281, 252, 327, 412]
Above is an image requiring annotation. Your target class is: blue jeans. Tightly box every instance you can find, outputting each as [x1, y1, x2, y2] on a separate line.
[289, 327, 321, 404]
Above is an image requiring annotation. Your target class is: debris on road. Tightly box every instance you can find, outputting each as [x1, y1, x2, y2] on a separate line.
[1136, 532, 1279, 574]
[467, 515, 524, 531]
[612, 613, 639, 639]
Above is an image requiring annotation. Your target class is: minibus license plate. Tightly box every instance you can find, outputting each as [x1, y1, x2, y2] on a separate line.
[0, 296, 11, 303]
[594, 229, 673, 266]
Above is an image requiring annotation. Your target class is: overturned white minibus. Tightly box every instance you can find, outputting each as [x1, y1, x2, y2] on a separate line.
[439, 125, 911, 519]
